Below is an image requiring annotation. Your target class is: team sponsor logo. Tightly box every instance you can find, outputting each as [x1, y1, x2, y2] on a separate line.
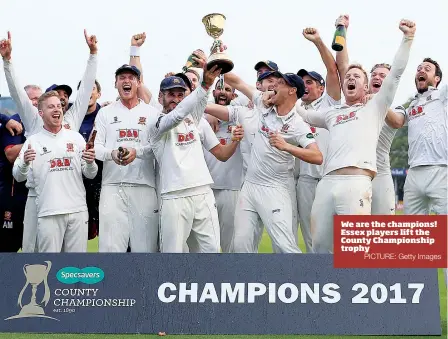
[4, 262, 135, 321]
[49, 158, 73, 172]
[66, 143, 74, 152]
[63, 123, 71, 130]
[184, 118, 193, 126]
[333, 111, 358, 127]
[260, 124, 271, 138]
[306, 133, 314, 139]
[41, 147, 51, 156]
[117, 129, 140, 142]
[138, 117, 146, 125]
[110, 116, 121, 124]
[176, 132, 196, 146]
[281, 124, 290, 133]
[408, 105, 425, 121]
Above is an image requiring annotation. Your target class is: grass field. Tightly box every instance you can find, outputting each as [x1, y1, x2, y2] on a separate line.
[3, 228, 447, 339]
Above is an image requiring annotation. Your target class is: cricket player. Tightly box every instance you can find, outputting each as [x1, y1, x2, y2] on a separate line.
[333, 15, 404, 215]
[94, 64, 159, 253]
[202, 81, 244, 252]
[294, 25, 342, 253]
[223, 70, 322, 253]
[149, 62, 222, 253]
[385, 57, 447, 216]
[296, 19, 416, 253]
[13, 91, 98, 252]
[1, 29, 98, 253]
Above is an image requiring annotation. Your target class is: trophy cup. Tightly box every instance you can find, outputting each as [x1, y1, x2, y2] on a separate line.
[5, 261, 57, 320]
[202, 13, 234, 75]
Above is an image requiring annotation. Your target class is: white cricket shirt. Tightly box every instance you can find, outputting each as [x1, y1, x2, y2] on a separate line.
[227, 106, 258, 178]
[149, 86, 213, 197]
[94, 99, 157, 187]
[406, 84, 448, 168]
[245, 91, 317, 189]
[14, 128, 98, 218]
[297, 36, 413, 176]
[296, 93, 339, 179]
[201, 117, 244, 190]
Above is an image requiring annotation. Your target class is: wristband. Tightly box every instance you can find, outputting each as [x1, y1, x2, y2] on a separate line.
[130, 46, 141, 57]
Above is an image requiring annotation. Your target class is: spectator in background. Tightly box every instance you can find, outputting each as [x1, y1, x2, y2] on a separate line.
[0, 112, 24, 252]
[78, 79, 103, 241]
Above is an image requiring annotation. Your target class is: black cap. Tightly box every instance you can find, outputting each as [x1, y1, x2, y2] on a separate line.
[160, 76, 189, 91]
[254, 60, 279, 72]
[273, 72, 306, 99]
[115, 64, 141, 79]
[297, 69, 325, 86]
[45, 84, 73, 98]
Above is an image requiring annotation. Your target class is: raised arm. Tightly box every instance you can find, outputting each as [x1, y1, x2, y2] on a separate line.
[302, 27, 341, 101]
[224, 73, 257, 103]
[64, 30, 98, 132]
[334, 15, 350, 83]
[205, 103, 230, 121]
[129, 32, 152, 104]
[1, 31, 40, 136]
[295, 104, 328, 129]
[150, 65, 220, 137]
[371, 20, 415, 122]
[385, 106, 406, 129]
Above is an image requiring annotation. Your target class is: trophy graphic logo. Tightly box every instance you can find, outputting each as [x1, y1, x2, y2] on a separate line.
[5, 261, 58, 321]
[202, 13, 234, 74]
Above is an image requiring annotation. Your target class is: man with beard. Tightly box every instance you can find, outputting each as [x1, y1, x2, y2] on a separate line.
[2, 30, 98, 253]
[385, 58, 447, 216]
[94, 65, 159, 253]
[294, 24, 342, 253]
[202, 81, 244, 252]
[296, 19, 416, 253]
[149, 62, 222, 253]
[220, 70, 322, 253]
[13, 91, 98, 252]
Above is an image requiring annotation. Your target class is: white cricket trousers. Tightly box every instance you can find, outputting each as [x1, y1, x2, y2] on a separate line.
[160, 188, 220, 253]
[37, 211, 88, 252]
[212, 189, 239, 253]
[404, 165, 447, 215]
[232, 181, 301, 253]
[99, 185, 159, 253]
[372, 173, 395, 215]
[311, 175, 372, 254]
[22, 196, 38, 253]
[297, 175, 320, 253]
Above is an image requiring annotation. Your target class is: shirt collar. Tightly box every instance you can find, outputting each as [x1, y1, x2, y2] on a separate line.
[271, 105, 296, 122]
[42, 126, 64, 137]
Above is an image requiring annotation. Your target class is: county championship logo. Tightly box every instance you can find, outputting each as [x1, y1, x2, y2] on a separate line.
[5, 261, 58, 321]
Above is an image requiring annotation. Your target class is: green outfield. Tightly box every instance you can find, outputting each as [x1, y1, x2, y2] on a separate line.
[3, 226, 447, 339]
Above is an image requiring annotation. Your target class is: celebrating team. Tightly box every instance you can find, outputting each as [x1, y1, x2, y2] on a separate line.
[0, 14, 446, 255]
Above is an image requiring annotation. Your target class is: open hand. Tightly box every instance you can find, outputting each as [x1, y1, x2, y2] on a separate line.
[269, 131, 288, 151]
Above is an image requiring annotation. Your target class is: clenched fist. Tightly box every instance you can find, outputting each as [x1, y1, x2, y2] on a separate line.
[302, 28, 321, 43]
[335, 14, 349, 29]
[131, 32, 146, 47]
[84, 29, 98, 54]
[399, 19, 416, 37]
[24, 144, 36, 165]
[0, 31, 12, 60]
[82, 148, 96, 164]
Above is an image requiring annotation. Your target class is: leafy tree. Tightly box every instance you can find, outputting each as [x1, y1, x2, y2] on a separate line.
[390, 97, 414, 168]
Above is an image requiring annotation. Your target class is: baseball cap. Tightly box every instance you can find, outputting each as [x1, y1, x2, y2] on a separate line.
[254, 60, 279, 72]
[297, 69, 325, 86]
[174, 73, 192, 91]
[274, 71, 306, 99]
[160, 76, 189, 91]
[115, 64, 141, 79]
[45, 84, 73, 98]
[257, 71, 280, 82]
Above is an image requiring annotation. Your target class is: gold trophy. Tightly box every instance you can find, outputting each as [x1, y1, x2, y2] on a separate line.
[202, 13, 234, 74]
[5, 261, 58, 320]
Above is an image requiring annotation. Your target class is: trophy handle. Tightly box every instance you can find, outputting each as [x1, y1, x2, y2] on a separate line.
[41, 261, 52, 306]
[18, 266, 29, 308]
